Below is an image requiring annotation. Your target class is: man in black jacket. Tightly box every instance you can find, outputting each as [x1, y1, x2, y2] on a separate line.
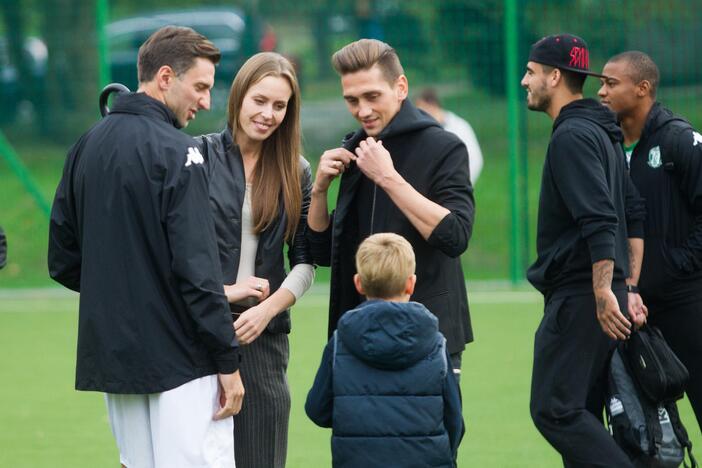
[599, 51, 702, 432]
[522, 34, 646, 466]
[48, 27, 242, 467]
[306, 39, 475, 376]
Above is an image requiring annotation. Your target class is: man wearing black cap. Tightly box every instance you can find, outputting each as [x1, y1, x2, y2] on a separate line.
[522, 34, 646, 466]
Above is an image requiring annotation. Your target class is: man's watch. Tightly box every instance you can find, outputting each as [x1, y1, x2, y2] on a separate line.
[626, 284, 640, 294]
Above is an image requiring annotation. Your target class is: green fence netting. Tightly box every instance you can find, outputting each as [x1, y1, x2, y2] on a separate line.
[2, 0, 702, 287]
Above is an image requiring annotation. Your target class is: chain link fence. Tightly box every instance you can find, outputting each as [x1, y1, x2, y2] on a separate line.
[2, 0, 702, 286]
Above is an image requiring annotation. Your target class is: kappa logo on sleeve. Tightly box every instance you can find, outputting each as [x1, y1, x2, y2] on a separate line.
[184, 147, 204, 167]
[693, 131, 702, 147]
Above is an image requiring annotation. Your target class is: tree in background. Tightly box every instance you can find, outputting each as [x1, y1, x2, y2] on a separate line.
[41, 0, 99, 142]
[0, 0, 31, 124]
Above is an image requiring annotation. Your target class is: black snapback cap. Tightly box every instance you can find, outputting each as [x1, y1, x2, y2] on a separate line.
[528, 34, 605, 78]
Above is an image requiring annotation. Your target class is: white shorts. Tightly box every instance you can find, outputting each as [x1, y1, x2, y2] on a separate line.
[105, 375, 234, 468]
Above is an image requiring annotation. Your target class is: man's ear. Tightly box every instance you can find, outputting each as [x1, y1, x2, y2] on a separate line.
[405, 274, 416, 296]
[353, 274, 365, 296]
[636, 79, 652, 98]
[155, 65, 176, 91]
[549, 68, 562, 88]
[395, 74, 409, 101]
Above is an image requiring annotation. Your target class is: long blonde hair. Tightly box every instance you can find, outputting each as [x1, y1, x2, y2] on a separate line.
[227, 52, 302, 240]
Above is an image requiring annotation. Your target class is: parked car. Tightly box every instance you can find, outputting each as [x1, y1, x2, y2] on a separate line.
[106, 7, 273, 93]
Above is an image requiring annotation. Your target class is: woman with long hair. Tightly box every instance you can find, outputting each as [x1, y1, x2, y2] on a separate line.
[198, 52, 313, 468]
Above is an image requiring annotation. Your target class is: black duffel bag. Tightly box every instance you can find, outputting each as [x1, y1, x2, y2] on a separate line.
[607, 346, 697, 468]
[623, 324, 689, 403]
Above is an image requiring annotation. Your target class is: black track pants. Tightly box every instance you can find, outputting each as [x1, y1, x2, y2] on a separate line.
[530, 290, 634, 468]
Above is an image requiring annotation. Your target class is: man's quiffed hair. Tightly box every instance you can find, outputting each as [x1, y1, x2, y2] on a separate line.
[137, 26, 221, 83]
[355, 233, 415, 299]
[609, 51, 660, 98]
[332, 39, 404, 84]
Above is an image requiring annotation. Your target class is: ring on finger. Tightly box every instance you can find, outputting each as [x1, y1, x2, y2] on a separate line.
[255, 283, 263, 291]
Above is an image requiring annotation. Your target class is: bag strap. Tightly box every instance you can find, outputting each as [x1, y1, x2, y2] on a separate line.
[682, 447, 698, 468]
[667, 402, 698, 468]
[644, 403, 663, 455]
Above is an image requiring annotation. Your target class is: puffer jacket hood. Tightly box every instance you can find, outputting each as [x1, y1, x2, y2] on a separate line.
[337, 300, 439, 370]
[554, 98, 623, 144]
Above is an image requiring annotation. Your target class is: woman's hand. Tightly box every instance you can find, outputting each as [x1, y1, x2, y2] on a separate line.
[234, 303, 275, 345]
[223, 276, 270, 303]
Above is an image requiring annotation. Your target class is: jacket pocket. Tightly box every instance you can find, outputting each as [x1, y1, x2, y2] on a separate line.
[640, 237, 687, 291]
[543, 296, 568, 335]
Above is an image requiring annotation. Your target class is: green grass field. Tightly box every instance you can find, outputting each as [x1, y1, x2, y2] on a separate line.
[0, 287, 699, 467]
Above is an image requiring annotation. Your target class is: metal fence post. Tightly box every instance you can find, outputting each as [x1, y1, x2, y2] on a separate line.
[505, 0, 523, 284]
[96, 0, 111, 89]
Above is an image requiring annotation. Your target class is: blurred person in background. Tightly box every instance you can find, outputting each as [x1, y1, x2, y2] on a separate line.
[416, 87, 484, 185]
[48, 26, 243, 468]
[197, 52, 313, 468]
[522, 33, 645, 467]
[599, 51, 702, 432]
[306, 38, 475, 380]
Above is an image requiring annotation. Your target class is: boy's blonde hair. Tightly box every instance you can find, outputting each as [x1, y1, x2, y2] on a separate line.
[355, 233, 415, 298]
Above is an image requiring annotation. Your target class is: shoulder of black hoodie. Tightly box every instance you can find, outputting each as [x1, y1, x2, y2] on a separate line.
[645, 103, 702, 274]
[644, 103, 702, 209]
[547, 111, 619, 264]
[419, 126, 475, 258]
[389, 115, 475, 259]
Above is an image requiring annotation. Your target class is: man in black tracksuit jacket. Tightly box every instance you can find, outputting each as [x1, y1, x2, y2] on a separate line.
[48, 27, 243, 466]
[49, 91, 239, 392]
[600, 51, 702, 431]
[522, 35, 646, 467]
[306, 39, 474, 374]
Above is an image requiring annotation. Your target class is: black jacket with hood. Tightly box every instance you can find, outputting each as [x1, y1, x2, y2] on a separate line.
[527, 98, 645, 296]
[197, 128, 313, 334]
[48, 93, 239, 394]
[628, 102, 702, 305]
[306, 100, 475, 354]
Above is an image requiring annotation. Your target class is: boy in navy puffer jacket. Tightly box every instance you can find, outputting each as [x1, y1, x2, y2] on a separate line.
[305, 233, 464, 468]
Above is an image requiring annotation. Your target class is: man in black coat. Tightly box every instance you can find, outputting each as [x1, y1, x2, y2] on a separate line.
[522, 34, 646, 466]
[599, 51, 702, 432]
[48, 27, 243, 467]
[306, 39, 475, 376]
